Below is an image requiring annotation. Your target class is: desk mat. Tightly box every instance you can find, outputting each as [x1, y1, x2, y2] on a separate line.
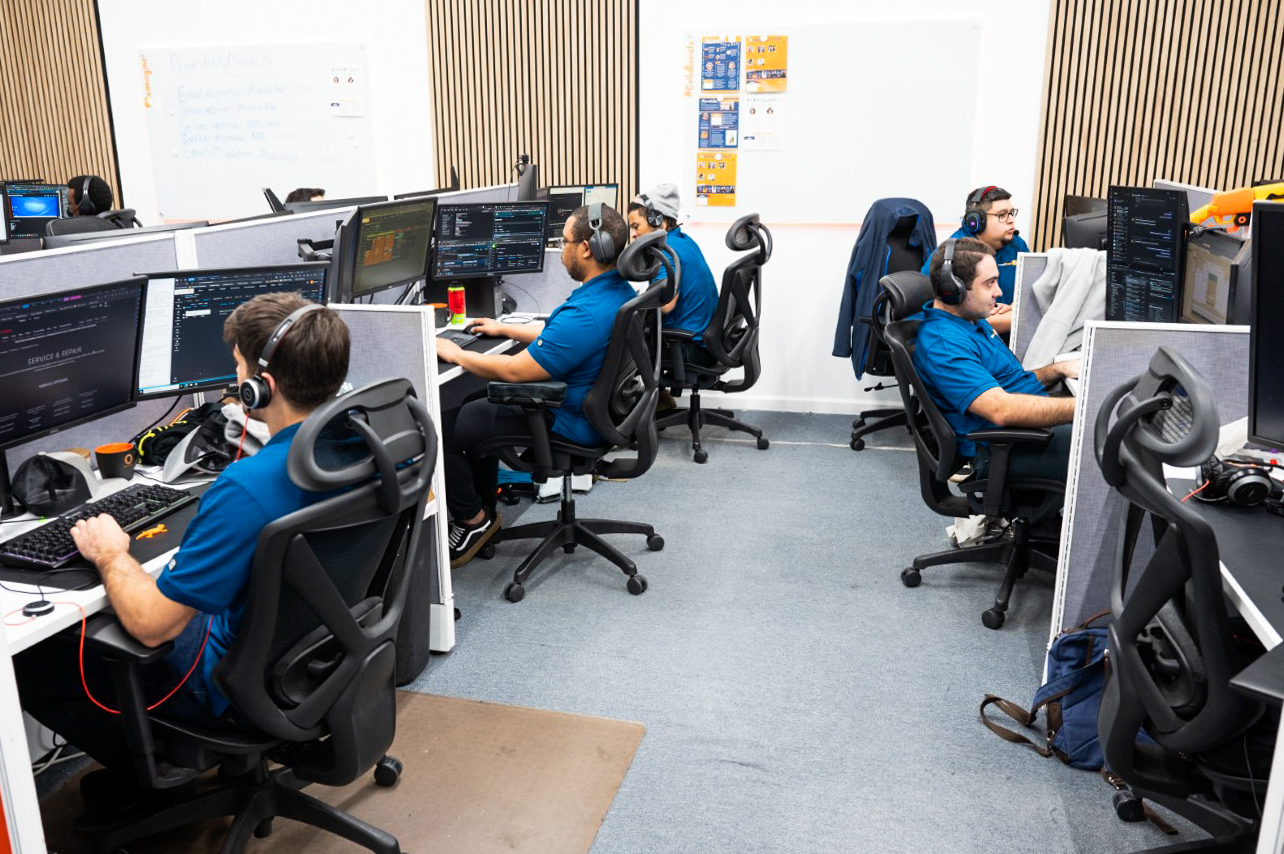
[41, 691, 646, 854]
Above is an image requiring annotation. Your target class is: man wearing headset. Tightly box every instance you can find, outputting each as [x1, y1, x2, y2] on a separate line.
[920, 186, 1031, 336]
[435, 204, 635, 568]
[914, 238, 1079, 482]
[14, 293, 350, 806]
[65, 174, 114, 216]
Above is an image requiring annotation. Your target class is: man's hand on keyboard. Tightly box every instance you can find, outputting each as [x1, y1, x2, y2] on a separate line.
[436, 336, 463, 364]
[69, 515, 131, 566]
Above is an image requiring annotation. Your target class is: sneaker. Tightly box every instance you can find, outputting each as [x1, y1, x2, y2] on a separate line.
[449, 508, 501, 568]
[949, 463, 974, 484]
[657, 388, 677, 413]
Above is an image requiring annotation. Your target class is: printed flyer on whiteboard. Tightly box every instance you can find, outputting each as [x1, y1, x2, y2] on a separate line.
[700, 36, 742, 92]
[744, 35, 788, 93]
[698, 97, 739, 149]
[741, 94, 785, 150]
[695, 151, 737, 206]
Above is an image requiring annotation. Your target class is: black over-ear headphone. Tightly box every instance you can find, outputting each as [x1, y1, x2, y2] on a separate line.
[239, 304, 323, 410]
[585, 202, 618, 264]
[636, 193, 664, 229]
[935, 238, 966, 305]
[962, 185, 996, 235]
[1196, 456, 1275, 507]
[77, 176, 96, 216]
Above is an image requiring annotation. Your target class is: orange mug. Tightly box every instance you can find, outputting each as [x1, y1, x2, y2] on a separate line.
[95, 442, 137, 480]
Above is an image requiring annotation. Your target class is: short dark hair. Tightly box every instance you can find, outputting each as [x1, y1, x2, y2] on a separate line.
[284, 187, 326, 204]
[967, 186, 1012, 212]
[568, 204, 627, 260]
[928, 237, 994, 297]
[223, 292, 349, 411]
[66, 175, 113, 213]
[625, 201, 677, 230]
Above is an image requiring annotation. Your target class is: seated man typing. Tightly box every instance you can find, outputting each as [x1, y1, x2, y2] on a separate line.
[435, 203, 635, 567]
[914, 237, 1079, 482]
[15, 293, 350, 801]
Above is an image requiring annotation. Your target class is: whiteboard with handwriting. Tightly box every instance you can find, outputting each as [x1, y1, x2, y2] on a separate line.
[140, 42, 375, 220]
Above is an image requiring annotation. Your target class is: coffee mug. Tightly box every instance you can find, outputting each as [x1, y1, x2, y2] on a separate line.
[430, 303, 451, 327]
[95, 442, 137, 481]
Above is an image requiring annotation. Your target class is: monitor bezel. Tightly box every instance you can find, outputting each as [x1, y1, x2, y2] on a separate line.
[134, 262, 331, 401]
[338, 196, 439, 302]
[0, 186, 8, 245]
[1248, 201, 1284, 448]
[432, 200, 550, 281]
[0, 277, 146, 452]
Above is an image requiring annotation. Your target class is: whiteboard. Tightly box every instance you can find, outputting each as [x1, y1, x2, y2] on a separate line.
[140, 42, 376, 220]
[681, 20, 981, 224]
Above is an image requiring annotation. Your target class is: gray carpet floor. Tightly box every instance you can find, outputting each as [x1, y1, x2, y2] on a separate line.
[413, 410, 1205, 854]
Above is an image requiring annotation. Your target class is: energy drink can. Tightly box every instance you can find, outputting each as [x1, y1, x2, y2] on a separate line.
[448, 286, 466, 324]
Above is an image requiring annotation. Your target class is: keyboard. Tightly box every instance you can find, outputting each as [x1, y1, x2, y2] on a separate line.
[0, 483, 197, 571]
[437, 328, 482, 347]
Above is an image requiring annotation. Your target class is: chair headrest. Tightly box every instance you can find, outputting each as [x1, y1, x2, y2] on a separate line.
[878, 271, 935, 321]
[725, 214, 772, 263]
[616, 230, 669, 282]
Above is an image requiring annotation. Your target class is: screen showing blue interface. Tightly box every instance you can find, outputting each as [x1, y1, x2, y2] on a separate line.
[136, 265, 328, 398]
[433, 202, 548, 279]
[4, 183, 66, 238]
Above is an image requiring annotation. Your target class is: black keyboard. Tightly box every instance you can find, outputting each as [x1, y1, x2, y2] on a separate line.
[0, 484, 197, 571]
[437, 328, 482, 347]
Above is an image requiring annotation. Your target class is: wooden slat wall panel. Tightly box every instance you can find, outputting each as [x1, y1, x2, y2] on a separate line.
[1031, 0, 1284, 250]
[0, 0, 120, 205]
[424, 0, 638, 210]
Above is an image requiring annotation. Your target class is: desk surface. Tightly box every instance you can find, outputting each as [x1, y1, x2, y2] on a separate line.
[436, 335, 520, 383]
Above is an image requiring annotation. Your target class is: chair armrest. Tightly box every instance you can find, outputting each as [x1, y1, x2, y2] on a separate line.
[965, 427, 1054, 448]
[85, 613, 173, 664]
[965, 427, 1056, 518]
[661, 328, 698, 343]
[487, 381, 567, 408]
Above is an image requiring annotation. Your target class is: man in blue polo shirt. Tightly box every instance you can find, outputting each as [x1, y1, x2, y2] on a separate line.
[15, 292, 350, 804]
[436, 204, 635, 567]
[920, 186, 1030, 336]
[913, 237, 1079, 482]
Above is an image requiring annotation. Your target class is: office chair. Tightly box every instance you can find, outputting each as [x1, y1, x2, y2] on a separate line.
[1094, 348, 1276, 852]
[850, 212, 930, 451]
[473, 231, 671, 602]
[655, 213, 772, 464]
[263, 187, 286, 212]
[99, 208, 142, 228]
[45, 215, 118, 236]
[78, 378, 435, 853]
[882, 272, 1063, 629]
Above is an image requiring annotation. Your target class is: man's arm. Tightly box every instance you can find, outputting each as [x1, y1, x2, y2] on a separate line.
[70, 516, 196, 647]
[968, 387, 1075, 428]
[436, 343, 551, 383]
[467, 316, 544, 344]
[1032, 357, 1081, 388]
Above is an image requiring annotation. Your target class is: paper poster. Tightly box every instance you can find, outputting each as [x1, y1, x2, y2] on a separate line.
[744, 35, 788, 93]
[695, 151, 737, 206]
[741, 94, 785, 150]
[701, 36, 742, 92]
[327, 63, 365, 116]
[698, 97, 739, 149]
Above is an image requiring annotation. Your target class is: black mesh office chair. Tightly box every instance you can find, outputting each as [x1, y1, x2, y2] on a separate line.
[79, 378, 436, 853]
[1094, 348, 1276, 851]
[850, 213, 930, 451]
[473, 231, 670, 602]
[45, 215, 119, 236]
[655, 214, 772, 464]
[99, 208, 142, 228]
[882, 272, 1063, 629]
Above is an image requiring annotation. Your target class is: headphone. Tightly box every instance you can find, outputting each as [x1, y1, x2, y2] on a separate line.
[1196, 456, 1275, 507]
[636, 193, 665, 229]
[77, 176, 96, 216]
[585, 202, 618, 264]
[238, 304, 323, 410]
[962, 185, 997, 235]
[935, 238, 967, 305]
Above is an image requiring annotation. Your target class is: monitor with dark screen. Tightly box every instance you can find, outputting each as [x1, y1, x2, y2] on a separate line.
[432, 201, 548, 279]
[1062, 211, 1107, 249]
[4, 183, 66, 239]
[136, 264, 328, 399]
[1106, 186, 1189, 323]
[1180, 230, 1249, 325]
[0, 279, 144, 450]
[543, 185, 618, 240]
[332, 197, 437, 301]
[1063, 194, 1107, 219]
[1248, 201, 1284, 448]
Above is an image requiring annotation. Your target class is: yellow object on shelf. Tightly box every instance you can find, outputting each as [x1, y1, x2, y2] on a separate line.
[1189, 182, 1284, 231]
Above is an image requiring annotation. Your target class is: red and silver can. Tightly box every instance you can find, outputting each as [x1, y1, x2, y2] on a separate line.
[447, 286, 467, 324]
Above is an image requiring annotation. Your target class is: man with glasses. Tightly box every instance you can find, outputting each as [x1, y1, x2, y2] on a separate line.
[922, 186, 1030, 335]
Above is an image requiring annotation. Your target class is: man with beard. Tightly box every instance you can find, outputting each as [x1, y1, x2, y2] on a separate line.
[435, 204, 635, 567]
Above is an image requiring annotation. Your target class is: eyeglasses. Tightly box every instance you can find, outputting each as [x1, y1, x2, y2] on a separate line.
[990, 208, 1019, 223]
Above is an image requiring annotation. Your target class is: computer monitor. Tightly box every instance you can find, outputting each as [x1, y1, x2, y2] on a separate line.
[432, 201, 548, 279]
[0, 278, 145, 451]
[541, 184, 619, 241]
[1180, 230, 1250, 325]
[393, 187, 453, 200]
[0, 187, 8, 244]
[331, 197, 437, 302]
[1248, 201, 1284, 448]
[1062, 211, 1108, 249]
[284, 196, 388, 214]
[135, 263, 329, 399]
[1063, 194, 1107, 218]
[1106, 186, 1189, 323]
[516, 161, 539, 202]
[4, 183, 66, 239]
[41, 220, 210, 249]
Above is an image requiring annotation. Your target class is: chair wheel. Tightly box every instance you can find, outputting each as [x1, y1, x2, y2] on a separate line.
[646, 534, 664, 551]
[374, 755, 403, 787]
[505, 582, 525, 603]
[454, 607, 461, 621]
[254, 818, 273, 838]
[982, 608, 1006, 630]
[850, 438, 865, 451]
[694, 450, 708, 464]
[479, 544, 496, 559]
[756, 437, 769, 450]
[901, 567, 921, 588]
[627, 574, 648, 595]
[563, 543, 577, 553]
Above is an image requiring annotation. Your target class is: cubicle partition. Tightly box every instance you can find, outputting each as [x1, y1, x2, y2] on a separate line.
[504, 248, 578, 314]
[191, 208, 353, 269]
[1009, 253, 1049, 365]
[433, 182, 518, 204]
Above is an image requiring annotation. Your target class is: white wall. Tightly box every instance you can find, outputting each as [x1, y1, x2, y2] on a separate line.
[640, 0, 1053, 414]
[98, 0, 433, 224]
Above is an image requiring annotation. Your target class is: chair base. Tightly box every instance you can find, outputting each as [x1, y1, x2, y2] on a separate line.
[1126, 790, 1258, 853]
[900, 516, 1058, 629]
[656, 388, 767, 463]
[492, 476, 662, 601]
[850, 407, 908, 451]
[91, 764, 399, 854]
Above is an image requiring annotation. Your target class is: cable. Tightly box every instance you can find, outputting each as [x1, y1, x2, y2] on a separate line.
[234, 418, 249, 462]
[497, 278, 542, 315]
[1181, 480, 1211, 502]
[134, 396, 187, 439]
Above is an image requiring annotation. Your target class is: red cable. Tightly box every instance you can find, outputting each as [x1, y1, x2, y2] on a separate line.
[1182, 480, 1212, 503]
[234, 418, 249, 462]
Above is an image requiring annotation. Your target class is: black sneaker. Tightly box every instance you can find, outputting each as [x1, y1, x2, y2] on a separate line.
[449, 508, 501, 568]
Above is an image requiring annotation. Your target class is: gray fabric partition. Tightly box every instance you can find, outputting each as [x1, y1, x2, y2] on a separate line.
[1055, 323, 1249, 632]
[504, 249, 578, 313]
[434, 183, 519, 204]
[1011, 253, 1048, 363]
[191, 209, 351, 270]
[333, 305, 431, 396]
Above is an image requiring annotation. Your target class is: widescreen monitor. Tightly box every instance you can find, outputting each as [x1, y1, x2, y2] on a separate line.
[0, 279, 145, 451]
[135, 264, 329, 399]
[1248, 201, 1284, 448]
[432, 201, 548, 279]
[1062, 211, 1107, 249]
[1105, 186, 1188, 323]
[332, 197, 437, 301]
[543, 184, 619, 240]
[41, 220, 210, 249]
[4, 183, 66, 239]
[1180, 229, 1249, 326]
[1063, 194, 1107, 219]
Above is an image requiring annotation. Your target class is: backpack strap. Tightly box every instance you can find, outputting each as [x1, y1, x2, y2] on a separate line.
[979, 694, 1060, 759]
